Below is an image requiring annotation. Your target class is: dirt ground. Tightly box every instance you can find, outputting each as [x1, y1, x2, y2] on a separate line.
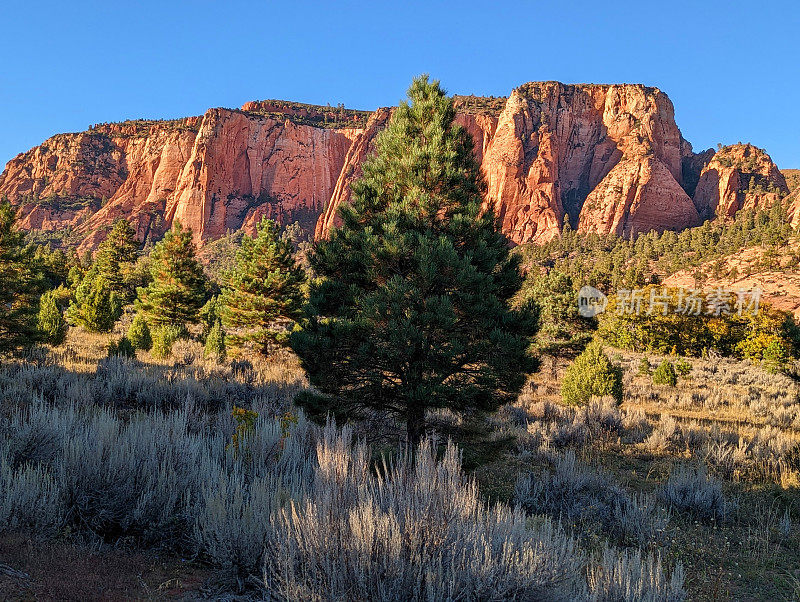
[0, 534, 209, 601]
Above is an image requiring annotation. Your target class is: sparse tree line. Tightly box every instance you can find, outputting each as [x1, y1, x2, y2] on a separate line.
[526, 200, 796, 293]
[0, 210, 307, 364]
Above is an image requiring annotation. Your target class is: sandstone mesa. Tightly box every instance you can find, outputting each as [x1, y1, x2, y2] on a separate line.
[0, 82, 789, 251]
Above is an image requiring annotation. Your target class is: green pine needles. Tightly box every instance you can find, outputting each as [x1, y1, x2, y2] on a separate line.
[290, 76, 538, 442]
[38, 290, 67, 346]
[561, 341, 624, 406]
[135, 221, 208, 328]
[0, 201, 45, 352]
[220, 217, 305, 354]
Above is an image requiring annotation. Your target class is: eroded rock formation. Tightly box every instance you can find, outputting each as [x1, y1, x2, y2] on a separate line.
[0, 84, 789, 251]
[693, 143, 788, 220]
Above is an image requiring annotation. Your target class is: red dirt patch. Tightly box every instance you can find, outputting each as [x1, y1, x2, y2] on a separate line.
[0, 533, 209, 601]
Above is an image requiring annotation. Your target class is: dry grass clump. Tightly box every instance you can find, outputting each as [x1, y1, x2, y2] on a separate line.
[266, 427, 684, 601]
[515, 450, 668, 548]
[622, 351, 800, 431]
[0, 350, 306, 417]
[658, 465, 730, 523]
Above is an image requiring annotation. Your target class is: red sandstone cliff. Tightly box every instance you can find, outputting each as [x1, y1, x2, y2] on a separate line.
[693, 143, 788, 220]
[0, 84, 789, 251]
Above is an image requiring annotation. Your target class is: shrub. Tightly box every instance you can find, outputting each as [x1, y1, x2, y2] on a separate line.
[587, 547, 686, 601]
[204, 319, 226, 361]
[151, 325, 182, 359]
[267, 431, 585, 599]
[108, 336, 136, 359]
[37, 289, 68, 346]
[0, 459, 64, 536]
[127, 314, 152, 351]
[67, 273, 122, 333]
[652, 360, 677, 386]
[674, 358, 692, 377]
[515, 450, 667, 547]
[561, 341, 623, 406]
[637, 357, 651, 376]
[659, 465, 728, 522]
[762, 339, 790, 374]
[0, 401, 685, 597]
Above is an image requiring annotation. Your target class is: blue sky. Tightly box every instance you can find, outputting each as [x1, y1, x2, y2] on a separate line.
[1, 0, 798, 169]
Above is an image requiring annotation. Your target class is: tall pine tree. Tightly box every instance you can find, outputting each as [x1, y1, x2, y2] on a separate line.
[135, 221, 208, 327]
[0, 201, 45, 352]
[94, 218, 139, 300]
[220, 217, 305, 354]
[291, 76, 538, 442]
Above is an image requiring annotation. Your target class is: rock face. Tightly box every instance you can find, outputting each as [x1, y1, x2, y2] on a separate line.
[478, 83, 695, 242]
[0, 84, 790, 251]
[693, 144, 789, 220]
[314, 108, 393, 238]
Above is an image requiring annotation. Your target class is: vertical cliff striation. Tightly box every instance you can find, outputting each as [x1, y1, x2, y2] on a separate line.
[0, 84, 789, 251]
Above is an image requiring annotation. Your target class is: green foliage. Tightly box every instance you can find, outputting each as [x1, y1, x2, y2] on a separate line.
[516, 269, 591, 356]
[107, 336, 136, 358]
[67, 272, 121, 333]
[135, 222, 208, 328]
[519, 202, 793, 293]
[127, 314, 152, 351]
[0, 201, 45, 353]
[220, 218, 305, 354]
[94, 219, 139, 301]
[597, 285, 800, 360]
[637, 357, 651, 376]
[199, 296, 221, 334]
[204, 319, 226, 361]
[675, 358, 692, 377]
[762, 339, 791, 374]
[151, 325, 182, 359]
[32, 245, 72, 289]
[735, 310, 800, 369]
[652, 360, 677, 386]
[37, 290, 68, 346]
[291, 76, 538, 442]
[561, 341, 623, 406]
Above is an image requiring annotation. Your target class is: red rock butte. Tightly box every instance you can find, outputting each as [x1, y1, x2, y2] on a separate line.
[0, 82, 790, 252]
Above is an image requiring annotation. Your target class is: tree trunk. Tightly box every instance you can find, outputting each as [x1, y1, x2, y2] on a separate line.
[406, 403, 425, 445]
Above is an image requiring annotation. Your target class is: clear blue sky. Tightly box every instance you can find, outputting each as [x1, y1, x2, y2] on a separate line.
[1, 0, 798, 169]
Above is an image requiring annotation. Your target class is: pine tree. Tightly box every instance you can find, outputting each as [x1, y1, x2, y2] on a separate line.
[135, 222, 208, 327]
[127, 313, 152, 351]
[561, 341, 623, 406]
[652, 359, 678, 386]
[67, 273, 120, 332]
[220, 218, 305, 353]
[0, 201, 45, 353]
[38, 289, 68, 346]
[94, 219, 139, 300]
[291, 76, 538, 442]
[108, 336, 136, 358]
[204, 319, 226, 361]
[150, 324, 183, 359]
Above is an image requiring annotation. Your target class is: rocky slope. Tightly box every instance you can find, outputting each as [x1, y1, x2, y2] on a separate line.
[0, 83, 790, 250]
[693, 143, 788, 220]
